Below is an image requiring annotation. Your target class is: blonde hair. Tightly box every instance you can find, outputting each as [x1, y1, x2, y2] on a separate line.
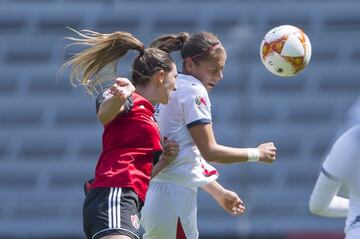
[61, 28, 145, 94]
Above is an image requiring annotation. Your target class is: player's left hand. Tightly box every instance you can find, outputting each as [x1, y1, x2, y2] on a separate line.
[216, 189, 245, 216]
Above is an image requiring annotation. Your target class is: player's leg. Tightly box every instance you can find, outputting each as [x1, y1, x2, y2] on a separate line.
[177, 188, 199, 239]
[141, 182, 178, 239]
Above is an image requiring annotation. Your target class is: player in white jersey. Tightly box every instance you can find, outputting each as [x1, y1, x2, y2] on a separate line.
[141, 32, 277, 239]
[309, 125, 360, 239]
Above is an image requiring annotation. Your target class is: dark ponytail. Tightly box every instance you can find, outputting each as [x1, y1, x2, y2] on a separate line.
[181, 31, 223, 62]
[151, 31, 224, 65]
[149, 32, 190, 53]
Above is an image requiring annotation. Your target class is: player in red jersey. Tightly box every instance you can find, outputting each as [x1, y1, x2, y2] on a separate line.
[62, 29, 182, 239]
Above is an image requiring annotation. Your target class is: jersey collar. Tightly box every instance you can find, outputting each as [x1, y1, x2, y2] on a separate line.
[133, 92, 155, 113]
[179, 73, 204, 86]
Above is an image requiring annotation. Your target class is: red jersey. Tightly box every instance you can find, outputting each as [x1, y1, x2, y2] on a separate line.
[90, 92, 162, 202]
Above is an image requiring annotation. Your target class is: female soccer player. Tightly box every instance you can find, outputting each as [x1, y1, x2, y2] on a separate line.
[309, 125, 360, 239]
[140, 32, 277, 239]
[62, 29, 181, 239]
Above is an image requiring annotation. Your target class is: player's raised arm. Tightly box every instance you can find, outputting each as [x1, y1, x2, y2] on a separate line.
[97, 78, 135, 125]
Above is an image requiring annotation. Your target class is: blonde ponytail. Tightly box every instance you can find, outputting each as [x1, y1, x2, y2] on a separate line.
[61, 28, 144, 94]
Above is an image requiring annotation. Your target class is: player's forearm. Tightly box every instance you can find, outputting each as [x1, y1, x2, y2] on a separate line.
[309, 173, 348, 218]
[151, 157, 170, 178]
[310, 195, 349, 217]
[97, 96, 125, 125]
[202, 180, 226, 201]
[203, 144, 250, 164]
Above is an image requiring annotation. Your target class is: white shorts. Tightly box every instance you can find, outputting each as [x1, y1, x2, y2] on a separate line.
[141, 181, 199, 239]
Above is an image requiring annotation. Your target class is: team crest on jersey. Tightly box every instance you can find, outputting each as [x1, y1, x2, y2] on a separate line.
[195, 96, 210, 114]
[131, 214, 140, 229]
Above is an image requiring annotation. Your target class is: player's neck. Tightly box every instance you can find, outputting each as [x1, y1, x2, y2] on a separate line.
[135, 86, 157, 105]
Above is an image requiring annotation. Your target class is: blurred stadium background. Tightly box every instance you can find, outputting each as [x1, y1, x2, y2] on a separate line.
[1, 0, 360, 238]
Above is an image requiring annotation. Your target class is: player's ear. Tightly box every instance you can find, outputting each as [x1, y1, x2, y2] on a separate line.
[152, 69, 165, 85]
[184, 58, 194, 72]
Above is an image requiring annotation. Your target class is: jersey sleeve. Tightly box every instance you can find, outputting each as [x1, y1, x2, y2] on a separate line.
[309, 173, 348, 217]
[322, 126, 360, 182]
[180, 85, 212, 128]
[96, 89, 112, 113]
[95, 89, 134, 114]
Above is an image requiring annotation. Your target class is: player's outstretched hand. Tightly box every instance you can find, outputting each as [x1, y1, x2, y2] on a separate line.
[216, 189, 245, 216]
[161, 139, 179, 163]
[258, 142, 276, 163]
[109, 77, 135, 101]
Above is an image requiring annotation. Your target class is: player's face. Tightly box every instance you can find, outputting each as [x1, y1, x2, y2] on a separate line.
[159, 63, 178, 104]
[191, 50, 226, 92]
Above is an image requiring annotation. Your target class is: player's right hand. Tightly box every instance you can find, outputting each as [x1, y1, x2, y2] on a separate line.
[257, 142, 276, 163]
[161, 139, 179, 163]
[109, 77, 135, 102]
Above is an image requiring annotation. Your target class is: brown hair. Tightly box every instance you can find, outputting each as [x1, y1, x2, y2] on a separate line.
[150, 32, 190, 53]
[61, 28, 179, 94]
[150, 31, 224, 64]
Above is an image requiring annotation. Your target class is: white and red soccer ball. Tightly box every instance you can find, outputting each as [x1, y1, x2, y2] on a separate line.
[260, 25, 312, 77]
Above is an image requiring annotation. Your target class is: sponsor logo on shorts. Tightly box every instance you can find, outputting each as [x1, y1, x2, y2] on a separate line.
[131, 214, 140, 229]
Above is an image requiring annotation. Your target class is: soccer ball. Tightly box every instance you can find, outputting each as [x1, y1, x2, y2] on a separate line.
[260, 25, 312, 77]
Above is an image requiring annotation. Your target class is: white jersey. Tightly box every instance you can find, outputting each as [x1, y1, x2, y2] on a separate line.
[153, 73, 218, 189]
[322, 125, 360, 234]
